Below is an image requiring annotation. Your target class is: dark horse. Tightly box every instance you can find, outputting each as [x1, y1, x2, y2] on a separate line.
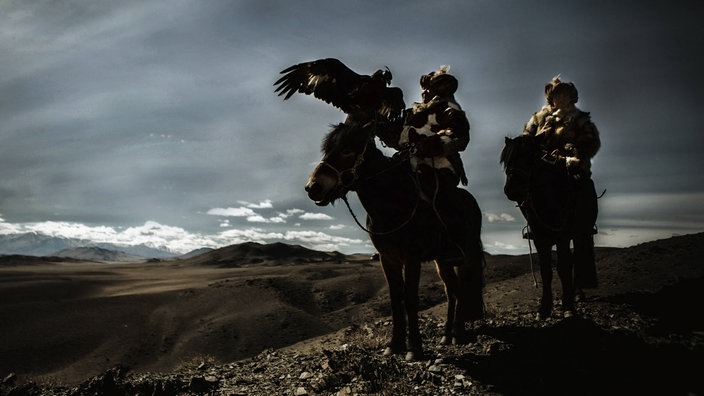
[305, 122, 485, 360]
[500, 134, 579, 319]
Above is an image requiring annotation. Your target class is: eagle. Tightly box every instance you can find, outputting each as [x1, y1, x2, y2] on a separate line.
[274, 58, 406, 125]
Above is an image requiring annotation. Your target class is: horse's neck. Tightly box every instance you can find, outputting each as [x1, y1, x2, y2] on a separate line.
[353, 154, 416, 221]
[527, 163, 575, 228]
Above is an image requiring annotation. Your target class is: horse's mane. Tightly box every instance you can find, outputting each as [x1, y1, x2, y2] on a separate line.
[500, 134, 543, 170]
[499, 137, 513, 169]
[321, 122, 394, 164]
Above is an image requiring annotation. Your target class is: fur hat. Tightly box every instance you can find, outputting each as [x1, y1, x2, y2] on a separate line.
[545, 75, 578, 105]
[420, 65, 458, 97]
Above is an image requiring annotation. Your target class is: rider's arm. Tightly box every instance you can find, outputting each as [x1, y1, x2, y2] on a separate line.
[435, 105, 470, 156]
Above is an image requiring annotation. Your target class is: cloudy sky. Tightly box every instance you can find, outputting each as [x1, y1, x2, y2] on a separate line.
[1, 0, 702, 255]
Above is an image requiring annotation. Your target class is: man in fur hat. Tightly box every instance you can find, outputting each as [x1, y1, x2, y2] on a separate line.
[523, 76, 601, 297]
[386, 66, 471, 262]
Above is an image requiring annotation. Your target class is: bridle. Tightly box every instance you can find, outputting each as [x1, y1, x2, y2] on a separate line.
[316, 134, 421, 236]
[317, 135, 372, 192]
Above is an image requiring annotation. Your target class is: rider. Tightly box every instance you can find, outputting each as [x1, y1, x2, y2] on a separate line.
[383, 66, 471, 262]
[523, 75, 601, 295]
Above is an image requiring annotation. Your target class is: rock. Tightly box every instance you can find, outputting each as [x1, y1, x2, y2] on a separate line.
[2, 373, 16, 386]
[188, 375, 218, 393]
[295, 386, 308, 395]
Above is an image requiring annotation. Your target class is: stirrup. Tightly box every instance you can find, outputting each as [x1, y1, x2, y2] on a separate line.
[522, 226, 534, 240]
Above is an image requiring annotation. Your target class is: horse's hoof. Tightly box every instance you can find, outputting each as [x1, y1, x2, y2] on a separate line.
[537, 305, 552, 320]
[574, 290, 586, 302]
[452, 332, 474, 345]
[383, 342, 405, 356]
[405, 349, 425, 361]
[383, 346, 398, 356]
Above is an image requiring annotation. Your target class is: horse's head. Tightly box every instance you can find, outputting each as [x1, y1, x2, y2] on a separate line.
[500, 135, 539, 203]
[305, 122, 376, 206]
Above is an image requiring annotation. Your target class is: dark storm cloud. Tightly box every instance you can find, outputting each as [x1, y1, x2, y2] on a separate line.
[0, 0, 702, 253]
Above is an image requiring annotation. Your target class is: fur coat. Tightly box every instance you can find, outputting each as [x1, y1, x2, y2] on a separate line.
[398, 96, 470, 185]
[523, 104, 600, 176]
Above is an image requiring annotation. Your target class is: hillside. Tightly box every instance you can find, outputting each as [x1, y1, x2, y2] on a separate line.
[0, 233, 702, 395]
[180, 241, 346, 267]
[53, 247, 146, 262]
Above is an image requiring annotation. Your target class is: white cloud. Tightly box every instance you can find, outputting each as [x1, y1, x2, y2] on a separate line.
[23, 221, 118, 240]
[207, 207, 257, 217]
[489, 240, 522, 251]
[282, 230, 363, 247]
[485, 212, 516, 223]
[246, 215, 269, 223]
[8, 220, 218, 254]
[217, 227, 284, 244]
[329, 224, 346, 230]
[275, 209, 305, 220]
[238, 199, 273, 209]
[299, 212, 335, 221]
[208, 202, 303, 224]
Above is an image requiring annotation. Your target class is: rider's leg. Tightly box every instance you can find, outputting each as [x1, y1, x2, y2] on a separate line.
[572, 178, 599, 293]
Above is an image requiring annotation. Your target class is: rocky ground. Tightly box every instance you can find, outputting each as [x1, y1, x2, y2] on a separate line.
[1, 233, 703, 395]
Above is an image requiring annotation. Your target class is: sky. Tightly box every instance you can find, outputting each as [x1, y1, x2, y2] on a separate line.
[1, 0, 702, 255]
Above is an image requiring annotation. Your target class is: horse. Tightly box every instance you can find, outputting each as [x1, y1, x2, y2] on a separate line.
[305, 122, 485, 360]
[500, 134, 579, 319]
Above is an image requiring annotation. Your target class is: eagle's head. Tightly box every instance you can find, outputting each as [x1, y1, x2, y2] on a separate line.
[372, 67, 393, 85]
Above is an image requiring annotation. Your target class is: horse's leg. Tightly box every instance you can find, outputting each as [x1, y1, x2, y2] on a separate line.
[452, 262, 474, 344]
[403, 260, 423, 361]
[573, 233, 597, 301]
[435, 262, 457, 345]
[556, 240, 575, 317]
[380, 254, 407, 356]
[437, 195, 485, 344]
[462, 230, 486, 322]
[535, 240, 554, 320]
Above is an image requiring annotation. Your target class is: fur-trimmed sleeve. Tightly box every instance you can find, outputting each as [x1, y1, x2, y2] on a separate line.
[437, 105, 470, 153]
[523, 106, 550, 136]
[573, 112, 600, 160]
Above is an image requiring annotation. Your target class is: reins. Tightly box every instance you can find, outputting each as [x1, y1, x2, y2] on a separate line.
[342, 178, 421, 236]
[341, 154, 422, 236]
[328, 134, 423, 236]
[522, 223, 539, 288]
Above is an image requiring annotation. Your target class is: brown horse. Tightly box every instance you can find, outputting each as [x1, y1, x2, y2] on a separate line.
[305, 122, 485, 360]
[500, 134, 577, 319]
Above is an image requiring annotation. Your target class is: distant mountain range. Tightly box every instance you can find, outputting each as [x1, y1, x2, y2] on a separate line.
[53, 247, 148, 262]
[181, 241, 346, 267]
[0, 233, 347, 264]
[0, 232, 178, 259]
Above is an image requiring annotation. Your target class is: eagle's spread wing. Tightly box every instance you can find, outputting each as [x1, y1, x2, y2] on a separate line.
[274, 58, 405, 122]
[274, 58, 360, 111]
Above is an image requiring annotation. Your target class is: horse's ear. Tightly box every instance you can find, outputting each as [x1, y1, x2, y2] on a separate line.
[505, 136, 511, 143]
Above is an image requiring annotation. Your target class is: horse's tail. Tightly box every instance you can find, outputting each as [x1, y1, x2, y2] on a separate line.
[466, 225, 486, 321]
[460, 190, 486, 320]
